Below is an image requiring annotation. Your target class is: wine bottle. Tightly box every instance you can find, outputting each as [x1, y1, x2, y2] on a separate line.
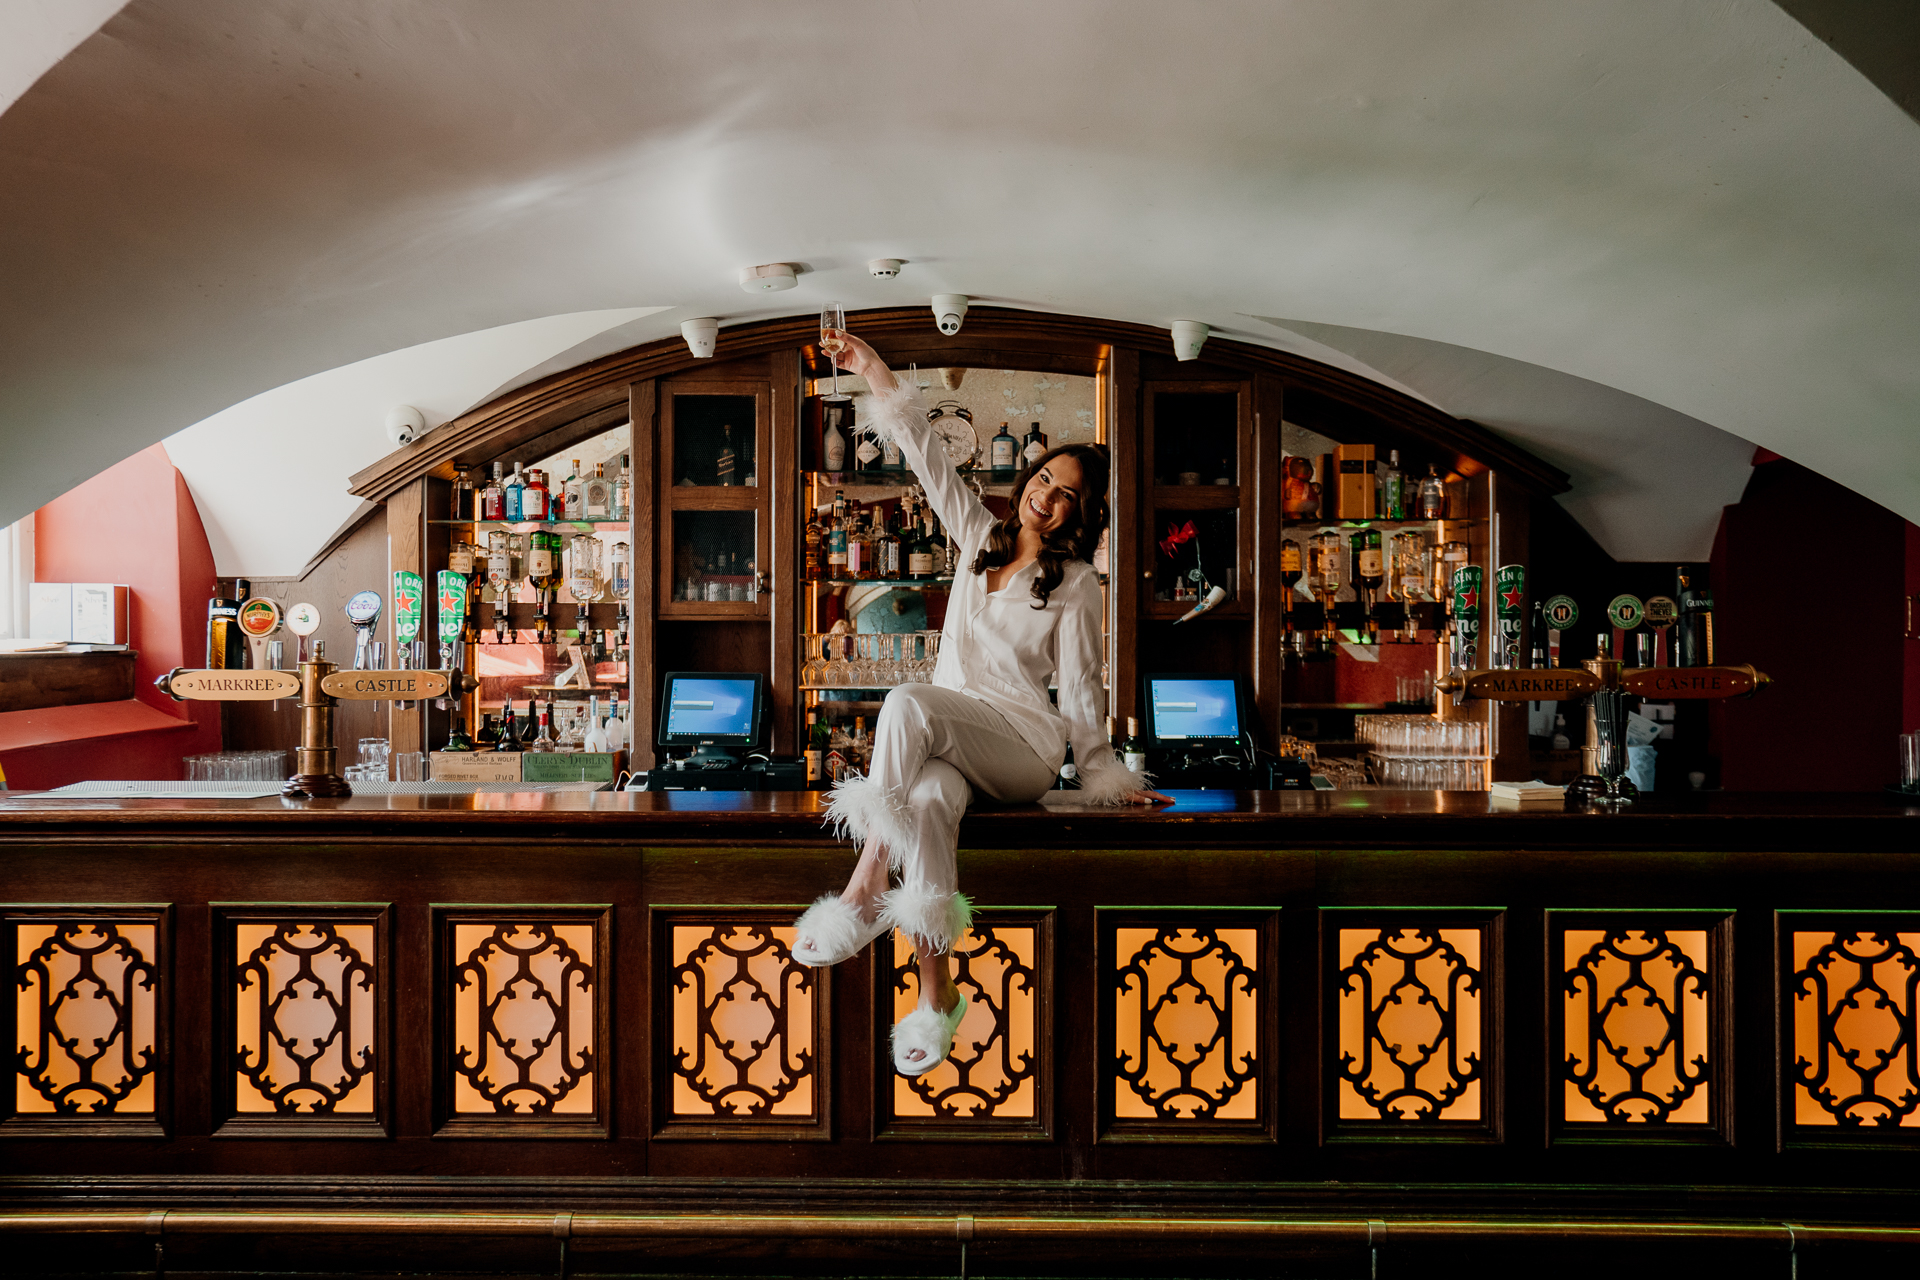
[496, 701, 525, 752]
[804, 710, 826, 788]
[907, 515, 935, 580]
[716, 424, 737, 486]
[475, 714, 500, 750]
[1122, 717, 1149, 773]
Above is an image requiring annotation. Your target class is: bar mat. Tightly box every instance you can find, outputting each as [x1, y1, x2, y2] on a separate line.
[52, 782, 286, 798]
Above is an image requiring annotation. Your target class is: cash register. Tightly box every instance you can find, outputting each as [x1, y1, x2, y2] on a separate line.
[639, 671, 804, 791]
[1138, 671, 1312, 790]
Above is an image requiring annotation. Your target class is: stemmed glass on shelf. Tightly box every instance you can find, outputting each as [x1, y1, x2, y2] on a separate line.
[820, 303, 847, 396]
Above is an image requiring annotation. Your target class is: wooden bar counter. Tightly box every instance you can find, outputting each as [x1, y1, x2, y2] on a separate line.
[2, 790, 1916, 1272]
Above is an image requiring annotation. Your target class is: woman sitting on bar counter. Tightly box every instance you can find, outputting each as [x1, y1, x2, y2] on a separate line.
[795, 329, 1169, 1076]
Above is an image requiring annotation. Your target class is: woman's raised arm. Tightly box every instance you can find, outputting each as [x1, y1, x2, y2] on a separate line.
[824, 330, 992, 551]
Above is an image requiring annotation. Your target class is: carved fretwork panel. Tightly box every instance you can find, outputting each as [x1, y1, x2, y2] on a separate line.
[1550, 913, 1731, 1144]
[653, 910, 830, 1141]
[1323, 910, 1502, 1143]
[213, 906, 387, 1137]
[5, 907, 168, 1136]
[878, 910, 1052, 1140]
[433, 907, 609, 1137]
[1098, 909, 1278, 1142]
[1784, 914, 1920, 1142]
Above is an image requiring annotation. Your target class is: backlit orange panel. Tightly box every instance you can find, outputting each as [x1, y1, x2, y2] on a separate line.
[234, 923, 375, 1114]
[15, 923, 157, 1116]
[1113, 926, 1259, 1121]
[892, 924, 1037, 1120]
[1337, 927, 1481, 1121]
[1791, 929, 1920, 1128]
[1562, 929, 1710, 1124]
[450, 922, 595, 1115]
[669, 924, 814, 1117]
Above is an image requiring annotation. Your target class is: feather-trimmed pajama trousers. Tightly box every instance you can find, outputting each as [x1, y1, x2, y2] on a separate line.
[824, 683, 1057, 952]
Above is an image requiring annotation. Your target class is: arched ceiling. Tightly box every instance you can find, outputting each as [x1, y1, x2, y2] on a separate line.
[2, 0, 1916, 569]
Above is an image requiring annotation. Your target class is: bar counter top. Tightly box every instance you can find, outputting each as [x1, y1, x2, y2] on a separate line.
[0, 787, 1912, 849]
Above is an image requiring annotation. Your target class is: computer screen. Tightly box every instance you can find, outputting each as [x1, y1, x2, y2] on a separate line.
[657, 672, 765, 745]
[1143, 674, 1245, 743]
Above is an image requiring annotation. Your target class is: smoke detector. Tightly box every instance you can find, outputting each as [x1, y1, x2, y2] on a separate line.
[738, 263, 798, 293]
[868, 258, 904, 278]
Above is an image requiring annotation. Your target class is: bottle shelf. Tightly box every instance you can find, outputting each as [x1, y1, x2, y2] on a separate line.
[1279, 516, 1482, 530]
[806, 577, 954, 588]
[433, 519, 631, 530]
[1152, 484, 1240, 510]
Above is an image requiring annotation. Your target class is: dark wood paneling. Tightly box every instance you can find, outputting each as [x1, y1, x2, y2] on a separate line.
[0, 650, 135, 712]
[1251, 374, 1287, 747]
[629, 380, 658, 770]
[1105, 346, 1141, 732]
[768, 351, 800, 755]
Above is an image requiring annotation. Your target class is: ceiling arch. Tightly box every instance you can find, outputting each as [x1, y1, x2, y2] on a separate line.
[1, 0, 1914, 559]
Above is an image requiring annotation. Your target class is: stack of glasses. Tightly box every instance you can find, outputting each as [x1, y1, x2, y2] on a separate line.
[1901, 731, 1919, 794]
[183, 751, 288, 782]
[1355, 715, 1490, 791]
[343, 738, 429, 783]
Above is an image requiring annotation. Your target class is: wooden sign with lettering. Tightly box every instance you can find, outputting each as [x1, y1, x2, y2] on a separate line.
[165, 669, 301, 701]
[320, 669, 451, 700]
[1622, 665, 1765, 699]
[1455, 669, 1603, 700]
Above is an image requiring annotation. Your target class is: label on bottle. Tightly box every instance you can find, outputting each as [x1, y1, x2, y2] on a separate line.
[523, 488, 547, 520]
[1280, 543, 1302, 572]
[1358, 549, 1384, 578]
[908, 551, 934, 575]
[882, 439, 902, 469]
[804, 748, 823, 783]
[855, 438, 881, 468]
[448, 546, 474, 575]
[585, 482, 610, 518]
[846, 539, 866, 574]
[529, 548, 554, 578]
[823, 429, 846, 471]
[1023, 441, 1046, 467]
[991, 438, 1016, 469]
[1123, 749, 1148, 773]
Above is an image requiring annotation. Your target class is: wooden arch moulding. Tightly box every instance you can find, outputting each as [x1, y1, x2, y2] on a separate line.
[349, 308, 1569, 505]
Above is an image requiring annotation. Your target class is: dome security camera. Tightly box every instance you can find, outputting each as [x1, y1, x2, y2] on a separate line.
[385, 405, 426, 446]
[868, 258, 904, 278]
[681, 317, 720, 358]
[932, 294, 969, 336]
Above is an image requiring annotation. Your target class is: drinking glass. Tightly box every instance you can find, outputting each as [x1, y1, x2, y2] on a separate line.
[393, 752, 428, 782]
[1903, 731, 1920, 791]
[358, 738, 390, 771]
[820, 302, 847, 396]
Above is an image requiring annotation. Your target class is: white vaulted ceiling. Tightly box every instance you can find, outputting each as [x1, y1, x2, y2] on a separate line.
[1, 0, 1916, 572]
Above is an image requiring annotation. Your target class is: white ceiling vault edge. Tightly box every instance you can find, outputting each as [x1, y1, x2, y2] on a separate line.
[2, 1, 1915, 572]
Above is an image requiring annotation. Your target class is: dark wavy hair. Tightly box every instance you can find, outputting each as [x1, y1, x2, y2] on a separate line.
[968, 442, 1112, 608]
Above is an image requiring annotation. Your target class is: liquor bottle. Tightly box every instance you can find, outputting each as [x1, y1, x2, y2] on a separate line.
[880, 507, 901, 578]
[854, 420, 881, 473]
[452, 469, 476, 522]
[1378, 450, 1405, 520]
[990, 421, 1018, 471]
[1279, 537, 1303, 628]
[496, 701, 525, 751]
[528, 529, 562, 639]
[881, 429, 904, 473]
[851, 715, 870, 774]
[804, 508, 825, 580]
[584, 463, 612, 519]
[475, 714, 500, 750]
[1529, 602, 1548, 670]
[804, 710, 826, 787]
[480, 461, 506, 521]
[1676, 568, 1714, 667]
[522, 467, 549, 521]
[530, 699, 557, 753]
[206, 580, 244, 668]
[827, 495, 849, 578]
[1021, 422, 1047, 469]
[1350, 529, 1384, 643]
[563, 460, 584, 521]
[716, 424, 737, 486]
[822, 402, 849, 472]
[1106, 715, 1118, 754]
[504, 463, 526, 522]
[907, 514, 935, 580]
[1121, 717, 1149, 773]
[443, 709, 477, 753]
[1308, 530, 1345, 643]
[613, 454, 632, 520]
[1417, 465, 1445, 520]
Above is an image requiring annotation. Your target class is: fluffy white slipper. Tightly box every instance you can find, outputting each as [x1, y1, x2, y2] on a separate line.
[891, 994, 970, 1077]
[790, 893, 889, 968]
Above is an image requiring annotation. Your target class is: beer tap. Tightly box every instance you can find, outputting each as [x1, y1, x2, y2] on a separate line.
[345, 591, 382, 671]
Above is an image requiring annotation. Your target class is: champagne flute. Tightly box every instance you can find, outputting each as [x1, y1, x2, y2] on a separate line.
[820, 302, 847, 397]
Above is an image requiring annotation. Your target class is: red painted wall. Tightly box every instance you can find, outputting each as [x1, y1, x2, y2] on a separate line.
[1, 444, 221, 786]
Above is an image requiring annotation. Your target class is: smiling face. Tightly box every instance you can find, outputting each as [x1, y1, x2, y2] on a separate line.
[1016, 454, 1086, 537]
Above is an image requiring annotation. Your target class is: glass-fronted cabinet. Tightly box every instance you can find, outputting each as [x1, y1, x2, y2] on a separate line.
[659, 383, 771, 618]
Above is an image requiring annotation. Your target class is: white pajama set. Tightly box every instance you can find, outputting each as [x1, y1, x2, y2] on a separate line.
[824, 383, 1140, 953]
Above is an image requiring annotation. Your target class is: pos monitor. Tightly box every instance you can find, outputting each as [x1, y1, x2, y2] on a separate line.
[1141, 672, 1250, 746]
[656, 672, 765, 766]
